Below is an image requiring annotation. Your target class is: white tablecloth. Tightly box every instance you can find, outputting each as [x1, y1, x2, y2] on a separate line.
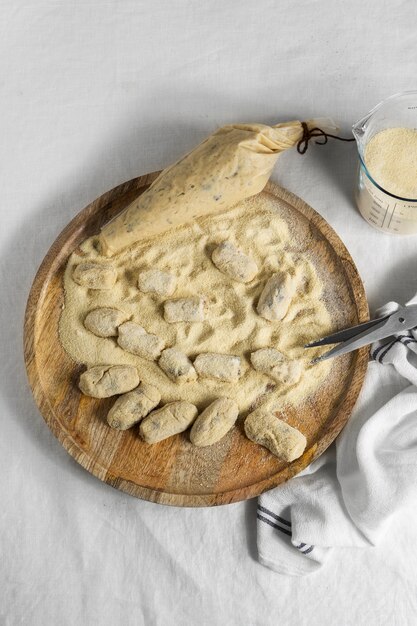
[2, 2, 417, 624]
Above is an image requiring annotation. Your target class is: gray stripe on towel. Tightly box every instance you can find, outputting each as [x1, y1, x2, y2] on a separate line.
[257, 505, 291, 527]
[257, 513, 292, 537]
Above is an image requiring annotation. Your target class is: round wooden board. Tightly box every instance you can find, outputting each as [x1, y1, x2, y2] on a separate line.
[24, 173, 369, 507]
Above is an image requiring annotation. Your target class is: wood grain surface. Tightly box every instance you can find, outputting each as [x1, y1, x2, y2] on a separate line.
[24, 173, 369, 507]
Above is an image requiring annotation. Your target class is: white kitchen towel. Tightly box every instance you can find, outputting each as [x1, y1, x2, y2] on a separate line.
[257, 296, 417, 576]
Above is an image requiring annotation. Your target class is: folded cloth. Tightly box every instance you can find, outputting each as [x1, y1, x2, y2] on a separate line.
[257, 295, 417, 575]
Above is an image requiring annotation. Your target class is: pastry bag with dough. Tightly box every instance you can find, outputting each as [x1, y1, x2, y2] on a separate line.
[99, 119, 335, 256]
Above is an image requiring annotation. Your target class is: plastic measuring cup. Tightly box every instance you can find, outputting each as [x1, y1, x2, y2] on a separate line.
[352, 91, 417, 234]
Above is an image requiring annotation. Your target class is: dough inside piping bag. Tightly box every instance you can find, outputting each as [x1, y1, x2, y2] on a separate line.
[99, 118, 336, 255]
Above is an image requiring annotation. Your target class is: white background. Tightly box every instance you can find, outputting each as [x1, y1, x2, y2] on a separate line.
[1, 1, 417, 624]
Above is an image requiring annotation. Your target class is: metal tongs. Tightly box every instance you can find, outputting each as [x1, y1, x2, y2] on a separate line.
[306, 303, 417, 363]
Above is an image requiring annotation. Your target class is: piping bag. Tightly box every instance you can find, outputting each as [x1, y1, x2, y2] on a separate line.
[99, 119, 337, 256]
